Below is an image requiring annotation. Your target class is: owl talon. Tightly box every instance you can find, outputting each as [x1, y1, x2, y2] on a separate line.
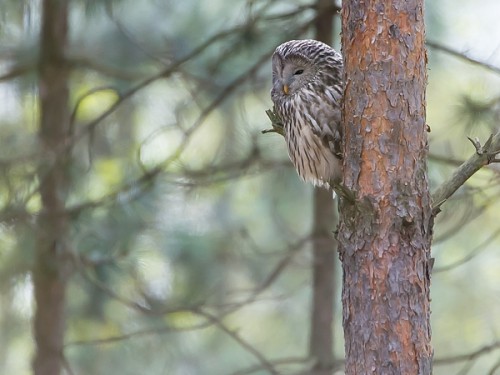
[330, 182, 356, 204]
[262, 108, 285, 136]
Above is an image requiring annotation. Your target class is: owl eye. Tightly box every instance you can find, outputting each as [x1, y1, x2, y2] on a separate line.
[294, 69, 304, 75]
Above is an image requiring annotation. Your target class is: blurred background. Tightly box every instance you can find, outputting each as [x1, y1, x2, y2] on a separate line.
[1, 0, 500, 374]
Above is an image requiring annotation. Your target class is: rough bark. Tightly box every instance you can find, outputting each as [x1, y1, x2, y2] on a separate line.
[308, 1, 338, 373]
[33, 1, 72, 374]
[339, 0, 433, 374]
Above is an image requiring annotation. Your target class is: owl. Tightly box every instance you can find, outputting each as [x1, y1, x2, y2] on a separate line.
[271, 39, 343, 190]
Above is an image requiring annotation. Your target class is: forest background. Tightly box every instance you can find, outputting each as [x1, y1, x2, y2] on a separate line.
[1, 0, 500, 374]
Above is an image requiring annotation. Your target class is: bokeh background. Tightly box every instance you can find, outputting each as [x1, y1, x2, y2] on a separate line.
[1, 0, 500, 374]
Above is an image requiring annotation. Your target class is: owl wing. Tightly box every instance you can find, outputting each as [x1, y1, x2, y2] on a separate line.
[308, 90, 343, 160]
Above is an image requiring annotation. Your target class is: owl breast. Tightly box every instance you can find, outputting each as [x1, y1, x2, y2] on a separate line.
[285, 117, 341, 188]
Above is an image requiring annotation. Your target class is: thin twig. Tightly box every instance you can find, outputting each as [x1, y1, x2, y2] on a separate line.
[434, 226, 500, 273]
[65, 319, 216, 347]
[434, 340, 500, 365]
[427, 40, 500, 75]
[194, 308, 279, 375]
[230, 357, 311, 375]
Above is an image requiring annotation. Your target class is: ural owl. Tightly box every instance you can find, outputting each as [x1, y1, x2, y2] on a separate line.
[271, 39, 343, 190]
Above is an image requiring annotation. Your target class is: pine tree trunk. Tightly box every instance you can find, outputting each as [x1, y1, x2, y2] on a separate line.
[33, 1, 72, 374]
[339, 0, 433, 373]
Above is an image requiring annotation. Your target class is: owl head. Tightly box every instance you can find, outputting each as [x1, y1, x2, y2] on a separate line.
[271, 39, 342, 101]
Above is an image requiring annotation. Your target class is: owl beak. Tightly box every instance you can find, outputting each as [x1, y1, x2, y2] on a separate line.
[283, 84, 289, 95]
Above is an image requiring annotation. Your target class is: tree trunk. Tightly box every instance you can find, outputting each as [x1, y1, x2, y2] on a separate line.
[308, 1, 338, 373]
[33, 1, 72, 374]
[339, 0, 433, 374]
[310, 189, 337, 373]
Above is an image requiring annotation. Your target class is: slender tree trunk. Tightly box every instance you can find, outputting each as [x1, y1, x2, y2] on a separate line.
[308, 1, 338, 373]
[310, 190, 337, 373]
[33, 1, 72, 374]
[339, 0, 433, 373]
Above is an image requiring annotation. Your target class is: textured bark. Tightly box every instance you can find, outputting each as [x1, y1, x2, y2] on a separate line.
[308, 2, 337, 373]
[339, 0, 433, 374]
[33, 1, 72, 374]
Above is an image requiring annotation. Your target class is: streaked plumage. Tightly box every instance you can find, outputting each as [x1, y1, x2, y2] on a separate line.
[271, 39, 343, 189]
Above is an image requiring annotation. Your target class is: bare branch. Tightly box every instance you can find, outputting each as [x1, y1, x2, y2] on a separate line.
[230, 357, 311, 375]
[65, 318, 216, 347]
[456, 359, 476, 375]
[433, 200, 488, 245]
[194, 308, 279, 375]
[434, 340, 500, 366]
[429, 153, 466, 168]
[223, 235, 311, 311]
[488, 358, 500, 375]
[431, 131, 500, 216]
[434, 226, 500, 273]
[69, 86, 118, 129]
[427, 40, 500, 75]
[0, 63, 33, 82]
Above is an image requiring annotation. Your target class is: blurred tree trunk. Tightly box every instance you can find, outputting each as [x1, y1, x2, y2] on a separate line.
[33, 1, 72, 374]
[308, 1, 338, 373]
[339, 0, 433, 374]
[310, 190, 336, 374]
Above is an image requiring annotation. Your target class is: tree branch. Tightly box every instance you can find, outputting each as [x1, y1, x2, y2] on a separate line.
[230, 357, 311, 375]
[433, 225, 500, 273]
[427, 40, 500, 76]
[431, 131, 500, 216]
[0, 63, 33, 82]
[434, 340, 500, 366]
[193, 308, 279, 375]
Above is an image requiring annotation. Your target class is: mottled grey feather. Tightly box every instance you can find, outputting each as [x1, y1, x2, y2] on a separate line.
[271, 39, 343, 189]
